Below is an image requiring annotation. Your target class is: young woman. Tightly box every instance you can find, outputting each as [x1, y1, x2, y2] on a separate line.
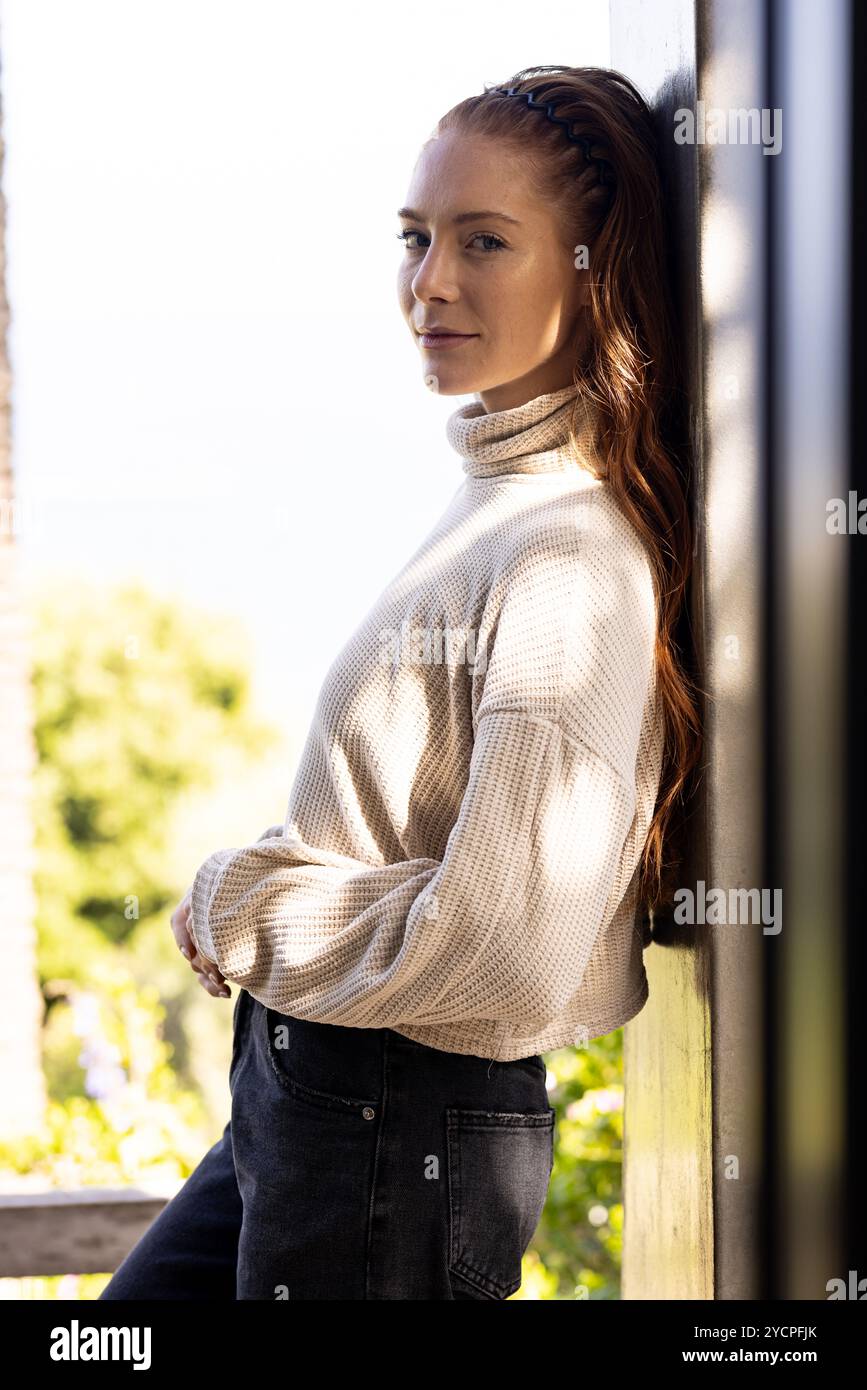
[100, 64, 701, 1302]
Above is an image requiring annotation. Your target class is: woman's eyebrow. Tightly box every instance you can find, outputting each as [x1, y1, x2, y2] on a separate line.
[396, 207, 522, 226]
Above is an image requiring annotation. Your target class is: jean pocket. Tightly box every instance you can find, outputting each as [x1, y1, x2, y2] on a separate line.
[263, 1006, 379, 1114]
[446, 1106, 556, 1300]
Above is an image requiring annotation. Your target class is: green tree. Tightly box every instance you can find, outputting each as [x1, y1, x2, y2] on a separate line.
[30, 577, 280, 972]
[520, 1033, 626, 1300]
[0, 578, 286, 1296]
[0, 30, 47, 1143]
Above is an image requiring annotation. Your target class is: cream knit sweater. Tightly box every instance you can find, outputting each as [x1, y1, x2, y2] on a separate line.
[188, 382, 665, 1061]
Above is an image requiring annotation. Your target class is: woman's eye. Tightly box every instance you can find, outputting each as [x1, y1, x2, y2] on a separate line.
[395, 229, 506, 253]
[395, 229, 428, 250]
[467, 233, 506, 252]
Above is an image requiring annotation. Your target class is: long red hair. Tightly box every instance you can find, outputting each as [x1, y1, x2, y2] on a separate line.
[436, 65, 704, 915]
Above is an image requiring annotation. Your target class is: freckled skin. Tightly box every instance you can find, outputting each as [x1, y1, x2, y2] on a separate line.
[397, 130, 592, 412]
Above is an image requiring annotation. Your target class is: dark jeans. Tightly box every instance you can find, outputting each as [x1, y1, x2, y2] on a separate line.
[99, 987, 555, 1301]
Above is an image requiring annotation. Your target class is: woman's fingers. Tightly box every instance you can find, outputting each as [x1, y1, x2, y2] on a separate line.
[171, 890, 229, 993]
[171, 892, 196, 960]
[189, 941, 226, 986]
[191, 950, 228, 990]
[195, 966, 231, 999]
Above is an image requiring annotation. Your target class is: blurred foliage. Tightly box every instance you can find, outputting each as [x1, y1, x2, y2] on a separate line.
[0, 579, 282, 1300]
[512, 1033, 625, 1301]
[1, 577, 626, 1302]
[30, 578, 278, 961]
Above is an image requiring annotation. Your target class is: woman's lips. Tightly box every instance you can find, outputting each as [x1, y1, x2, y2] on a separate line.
[419, 332, 478, 350]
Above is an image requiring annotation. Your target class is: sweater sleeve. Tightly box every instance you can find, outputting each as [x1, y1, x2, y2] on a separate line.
[182, 822, 284, 920]
[187, 709, 639, 1030]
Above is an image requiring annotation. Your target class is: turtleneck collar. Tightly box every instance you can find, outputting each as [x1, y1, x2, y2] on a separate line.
[445, 381, 601, 482]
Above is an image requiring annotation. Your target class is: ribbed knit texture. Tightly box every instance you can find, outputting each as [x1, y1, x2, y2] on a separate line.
[188, 382, 665, 1061]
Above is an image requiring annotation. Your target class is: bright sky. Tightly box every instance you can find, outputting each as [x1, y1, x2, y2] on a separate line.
[0, 0, 610, 735]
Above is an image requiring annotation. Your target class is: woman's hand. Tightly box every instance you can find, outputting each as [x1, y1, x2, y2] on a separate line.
[171, 890, 231, 998]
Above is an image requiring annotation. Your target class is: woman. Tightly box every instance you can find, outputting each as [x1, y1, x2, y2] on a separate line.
[100, 64, 701, 1301]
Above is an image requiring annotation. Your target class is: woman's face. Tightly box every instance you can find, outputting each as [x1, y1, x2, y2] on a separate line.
[397, 129, 590, 412]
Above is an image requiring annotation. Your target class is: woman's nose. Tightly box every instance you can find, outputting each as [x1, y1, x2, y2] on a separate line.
[411, 245, 459, 303]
